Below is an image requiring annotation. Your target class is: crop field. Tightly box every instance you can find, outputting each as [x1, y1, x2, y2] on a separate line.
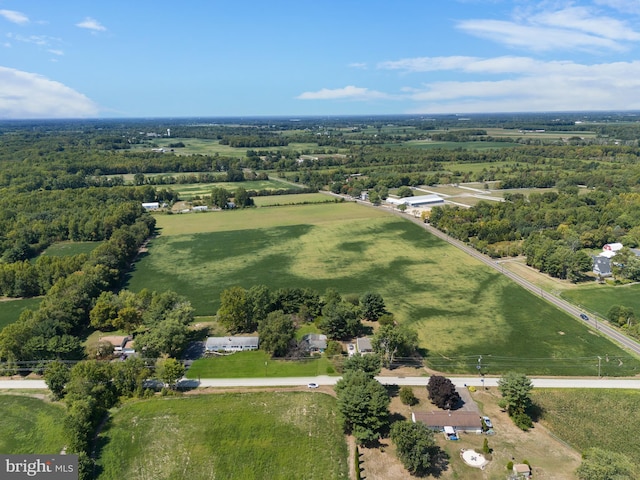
[561, 284, 640, 319]
[0, 297, 42, 331]
[135, 138, 247, 157]
[127, 202, 640, 375]
[40, 241, 102, 257]
[0, 395, 66, 454]
[403, 139, 518, 150]
[186, 350, 333, 378]
[252, 193, 336, 207]
[171, 178, 301, 199]
[95, 392, 348, 480]
[532, 388, 640, 458]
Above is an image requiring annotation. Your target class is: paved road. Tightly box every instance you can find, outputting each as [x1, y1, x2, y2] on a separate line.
[3, 375, 640, 391]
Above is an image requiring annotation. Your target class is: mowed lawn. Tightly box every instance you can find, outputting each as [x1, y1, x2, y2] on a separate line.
[186, 350, 333, 379]
[0, 297, 42, 331]
[127, 202, 640, 375]
[0, 395, 66, 454]
[96, 393, 348, 480]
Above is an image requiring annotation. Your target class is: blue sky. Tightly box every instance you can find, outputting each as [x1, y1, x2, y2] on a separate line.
[2, 0, 640, 118]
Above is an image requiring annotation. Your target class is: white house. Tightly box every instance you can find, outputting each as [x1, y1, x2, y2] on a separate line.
[205, 336, 259, 353]
[192, 205, 208, 212]
[142, 202, 160, 210]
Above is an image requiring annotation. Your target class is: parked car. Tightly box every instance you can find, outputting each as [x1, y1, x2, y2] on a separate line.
[482, 416, 493, 429]
[307, 382, 319, 389]
[580, 313, 589, 321]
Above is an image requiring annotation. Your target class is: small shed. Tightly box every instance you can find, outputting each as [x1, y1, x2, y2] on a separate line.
[205, 336, 259, 353]
[512, 463, 531, 478]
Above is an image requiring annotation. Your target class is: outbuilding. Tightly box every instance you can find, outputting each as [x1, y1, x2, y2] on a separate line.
[412, 411, 483, 434]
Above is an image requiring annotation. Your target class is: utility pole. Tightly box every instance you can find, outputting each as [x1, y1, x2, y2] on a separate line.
[597, 356, 602, 378]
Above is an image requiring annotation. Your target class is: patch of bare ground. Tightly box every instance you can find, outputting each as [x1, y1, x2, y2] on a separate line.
[359, 385, 581, 480]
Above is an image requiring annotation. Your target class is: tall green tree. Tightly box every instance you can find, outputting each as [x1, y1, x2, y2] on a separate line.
[497, 372, 533, 415]
[44, 360, 71, 400]
[218, 286, 254, 333]
[155, 357, 185, 389]
[335, 370, 390, 445]
[258, 310, 295, 357]
[360, 292, 386, 321]
[372, 324, 418, 367]
[390, 420, 436, 476]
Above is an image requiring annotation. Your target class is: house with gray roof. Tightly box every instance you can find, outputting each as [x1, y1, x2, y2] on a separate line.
[205, 336, 259, 353]
[301, 334, 327, 353]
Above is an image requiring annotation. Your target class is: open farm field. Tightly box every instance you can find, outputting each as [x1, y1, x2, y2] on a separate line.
[136, 138, 247, 157]
[562, 283, 640, 319]
[127, 202, 639, 375]
[40, 241, 102, 257]
[532, 388, 640, 459]
[171, 178, 301, 199]
[0, 395, 66, 454]
[95, 392, 348, 480]
[186, 350, 333, 378]
[252, 192, 336, 206]
[403, 140, 517, 150]
[482, 127, 597, 140]
[0, 297, 42, 331]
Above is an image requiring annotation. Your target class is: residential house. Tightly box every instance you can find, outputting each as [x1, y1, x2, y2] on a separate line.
[412, 411, 483, 434]
[205, 336, 259, 353]
[301, 334, 327, 354]
[99, 335, 132, 353]
[142, 202, 160, 210]
[512, 463, 532, 478]
[356, 337, 373, 354]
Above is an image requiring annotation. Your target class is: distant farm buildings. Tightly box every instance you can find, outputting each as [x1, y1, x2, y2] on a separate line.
[142, 202, 160, 210]
[385, 194, 444, 208]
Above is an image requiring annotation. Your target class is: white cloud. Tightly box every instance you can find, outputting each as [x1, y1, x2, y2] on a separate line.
[0, 67, 99, 118]
[48, 49, 64, 56]
[596, 0, 640, 15]
[0, 9, 29, 25]
[457, 4, 640, 52]
[404, 59, 640, 113]
[76, 17, 107, 32]
[348, 62, 368, 69]
[297, 85, 390, 101]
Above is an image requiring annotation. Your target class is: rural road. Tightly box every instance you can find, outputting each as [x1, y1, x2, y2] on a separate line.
[326, 191, 640, 359]
[3, 376, 640, 390]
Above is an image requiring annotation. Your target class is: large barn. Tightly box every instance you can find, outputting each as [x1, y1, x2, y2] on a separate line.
[385, 194, 444, 208]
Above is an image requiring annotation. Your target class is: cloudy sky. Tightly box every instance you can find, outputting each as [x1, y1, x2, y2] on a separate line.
[2, 0, 640, 118]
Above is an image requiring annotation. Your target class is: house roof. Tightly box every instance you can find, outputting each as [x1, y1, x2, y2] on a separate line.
[302, 334, 327, 349]
[412, 411, 483, 429]
[593, 256, 612, 276]
[356, 337, 373, 352]
[99, 336, 130, 348]
[206, 336, 259, 348]
[603, 242, 623, 251]
[513, 464, 531, 473]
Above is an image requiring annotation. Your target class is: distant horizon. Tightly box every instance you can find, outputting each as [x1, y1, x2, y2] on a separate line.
[2, 109, 640, 124]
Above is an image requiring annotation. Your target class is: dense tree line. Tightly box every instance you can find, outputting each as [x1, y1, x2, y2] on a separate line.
[429, 191, 640, 280]
[0, 215, 155, 364]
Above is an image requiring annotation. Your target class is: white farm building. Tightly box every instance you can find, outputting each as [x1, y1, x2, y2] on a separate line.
[205, 336, 259, 353]
[385, 194, 444, 208]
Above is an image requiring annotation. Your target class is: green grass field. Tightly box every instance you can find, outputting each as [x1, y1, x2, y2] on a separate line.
[186, 351, 333, 379]
[174, 179, 302, 199]
[562, 283, 640, 319]
[40, 241, 102, 257]
[95, 393, 348, 480]
[0, 297, 42, 331]
[0, 395, 66, 454]
[252, 193, 336, 207]
[533, 389, 640, 458]
[127, 202, 640, 375]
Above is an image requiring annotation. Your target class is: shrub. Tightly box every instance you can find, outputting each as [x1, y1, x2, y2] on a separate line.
[506, 461, 514, 470]
[483, 438, 490, 454]
[511, 412, 533, 431]
[399, 386, 418, 406]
